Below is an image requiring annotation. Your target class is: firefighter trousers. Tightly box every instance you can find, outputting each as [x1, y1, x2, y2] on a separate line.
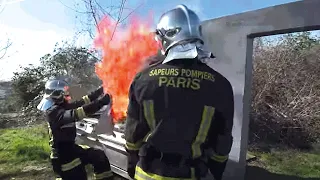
[134, 145, 208, 180]
[135, 158, 203, 180]
[50, 144, 113, 180]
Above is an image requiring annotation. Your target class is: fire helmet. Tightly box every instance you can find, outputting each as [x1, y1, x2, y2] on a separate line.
[155, 4, 203, 55]
[37, 79, 71, 111]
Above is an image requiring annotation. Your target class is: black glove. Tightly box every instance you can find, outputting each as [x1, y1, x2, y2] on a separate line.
[128, 166, 135, 179]
[87, 86, 104, 101]
[126, 150, 139, 179]
[208, 160, 227, 180]
[82, 94, 111, 116]
[98, 94, 111, 106]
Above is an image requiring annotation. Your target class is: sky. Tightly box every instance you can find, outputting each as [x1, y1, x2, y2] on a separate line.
[0, 0, 302, 80]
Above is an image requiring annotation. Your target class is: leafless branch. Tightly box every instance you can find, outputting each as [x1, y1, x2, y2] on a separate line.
[118, 2, 143, 24]
[0, 4, 6, 14]
[110, 0, 126, 41]
[87, 0, 100, 32]
[0, 38, 12, 60]
[59, 0, 141, 40]
[57, 0, 90, 14]
[93, 0, 116, 21]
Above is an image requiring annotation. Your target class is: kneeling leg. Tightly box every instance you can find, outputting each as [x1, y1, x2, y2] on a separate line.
[60, 157, 88, 180]
[80, 147, 114, 180]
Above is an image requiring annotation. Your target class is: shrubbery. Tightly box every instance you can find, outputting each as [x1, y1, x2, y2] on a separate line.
[250, 32, 320, 149]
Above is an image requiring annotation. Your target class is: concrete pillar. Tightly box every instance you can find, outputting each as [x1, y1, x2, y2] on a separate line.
[200, 0, 320, 179]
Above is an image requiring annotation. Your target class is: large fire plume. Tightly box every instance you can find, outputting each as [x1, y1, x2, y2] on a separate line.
[94, 15, 158, 123]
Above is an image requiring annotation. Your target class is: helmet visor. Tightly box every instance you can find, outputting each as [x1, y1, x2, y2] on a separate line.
[37, 96, 54, 111]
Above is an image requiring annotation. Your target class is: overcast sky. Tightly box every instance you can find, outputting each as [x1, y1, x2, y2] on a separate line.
[0, 0, 299, 80]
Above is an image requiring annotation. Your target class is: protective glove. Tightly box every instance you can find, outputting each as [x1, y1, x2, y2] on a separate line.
[98, 94, 111, 106]
[126, 150, 139, 179]
[128, 166, 135, 179]
[87, 86, 104, 101]
[81, 94, 111, 117]
[208, 160, 227, 180]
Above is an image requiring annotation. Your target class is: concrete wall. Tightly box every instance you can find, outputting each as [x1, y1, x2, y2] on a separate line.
[200, 0, 320, 179]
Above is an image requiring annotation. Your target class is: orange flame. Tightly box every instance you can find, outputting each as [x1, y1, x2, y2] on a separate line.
[94, 15, 158, 123]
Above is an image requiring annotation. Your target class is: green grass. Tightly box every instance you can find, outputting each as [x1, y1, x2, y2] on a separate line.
[0, 124, 52, 179]
[0, 124, 319, 179]
[249, 149, 320, 178]
[0, 124, 123, 180]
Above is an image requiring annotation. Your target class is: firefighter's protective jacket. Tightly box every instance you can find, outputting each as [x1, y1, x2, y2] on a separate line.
[45, 87, 108, 148]
[142, 54, 165, 69]
[125, 58, 234, 179]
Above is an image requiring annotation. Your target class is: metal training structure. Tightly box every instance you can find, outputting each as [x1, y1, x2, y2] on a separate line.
[75, 1, 320, 179]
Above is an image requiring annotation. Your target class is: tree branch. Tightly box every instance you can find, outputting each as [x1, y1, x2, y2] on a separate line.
[87, 0, 100, 32]
[57, 0, 90, 14]
[0, 38, 12, 60]
[110, 0, 126, 41]
[66, 0, 141, 40]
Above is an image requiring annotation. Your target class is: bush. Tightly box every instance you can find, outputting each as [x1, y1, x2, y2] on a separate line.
[8, 43, 101, 114]
[250, 32, 320, 149]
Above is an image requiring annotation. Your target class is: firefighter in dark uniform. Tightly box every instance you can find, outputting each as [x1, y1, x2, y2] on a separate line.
[142, 51, 165, 69]
[37, 79, 114, 180]
[124, 4, 234, 180]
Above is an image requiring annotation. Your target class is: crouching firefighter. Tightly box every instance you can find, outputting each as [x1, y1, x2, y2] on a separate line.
[124, 4, 234, 180]
[37, 79, 114, 180]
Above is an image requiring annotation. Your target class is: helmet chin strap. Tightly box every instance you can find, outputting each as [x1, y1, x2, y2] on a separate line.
[51, 95, 65, 105]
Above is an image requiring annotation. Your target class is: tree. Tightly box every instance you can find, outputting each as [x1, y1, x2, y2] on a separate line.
[40, 45, 101, 89]
[10, 44, 101, 109]
[11, 65, 46, 108]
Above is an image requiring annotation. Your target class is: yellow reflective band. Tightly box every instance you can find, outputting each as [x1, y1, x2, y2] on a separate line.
[135, 166, 196, 180]
[143, 132, 152, 142]
[191, 106, 215, 159]
[50, 152, 54, 159]
[50, 151, 58, 159]
[143, 100, 156, 130]
[55, 178, 62, 180]
[50, 148, 58, 159]
[210, 154, 229, 163]
[49, 139, 54, 147]
[190, 168, 195, 178]
[76, 107, 87, 119]
[125, 141, 142, 150]
[82, 95, 91, 104]
[94, 170, 113, 179]
[48, 122, 54, 147]
[61, 158, 82, 171]
[126, 131, 153, 150]
[79, 144, 90, 149]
